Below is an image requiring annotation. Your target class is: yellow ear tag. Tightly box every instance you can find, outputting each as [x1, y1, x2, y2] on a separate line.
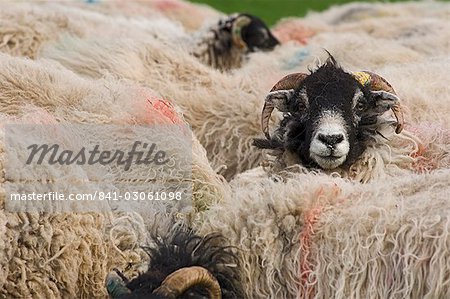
[352, 72, 371, 87]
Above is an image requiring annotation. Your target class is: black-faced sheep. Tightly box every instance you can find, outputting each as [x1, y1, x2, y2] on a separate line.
[254, 55, 405, 172]
[193, 13, 280, 70]
[0, 3, 278, 71]
[105, 230, 242, 299]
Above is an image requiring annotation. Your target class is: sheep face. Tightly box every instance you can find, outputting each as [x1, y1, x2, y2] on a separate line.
[254, 57, 404, 170]
[239, 14, 280, 52]
[195, 13, 279, 70]
[286, 63, 366, 169]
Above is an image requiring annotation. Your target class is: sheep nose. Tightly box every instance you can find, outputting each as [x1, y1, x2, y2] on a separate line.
[318, 133, 344, 147]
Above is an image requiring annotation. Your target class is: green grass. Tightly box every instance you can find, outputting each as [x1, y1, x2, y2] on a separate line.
[189, 0, 445, 25]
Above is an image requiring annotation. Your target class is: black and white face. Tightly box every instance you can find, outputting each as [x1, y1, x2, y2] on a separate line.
[308, 110, 351, 169]
[255, 58, 403, 171]
[282, 64, 371, 169]
[241, 16, 279, 52]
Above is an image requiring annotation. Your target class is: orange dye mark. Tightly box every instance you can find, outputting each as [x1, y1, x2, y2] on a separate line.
[152, 0, 185, 11]
[298, 184, 345, 299]
[149, 99, 182, 124]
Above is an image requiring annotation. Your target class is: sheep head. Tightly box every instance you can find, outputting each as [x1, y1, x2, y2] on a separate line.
[229, 13, 280, 52]
[254, 56, 404, 170]
[105, 231, 242, 299]
[106, 266, 221, 299]
[196, 13, 279, 70]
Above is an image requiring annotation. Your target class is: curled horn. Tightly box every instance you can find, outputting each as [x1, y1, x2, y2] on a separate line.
[153, 266, 221, 299]
[354, 71, 404, 133]
[261, 73, 308, 138]
[105, 270, 131, 298]
[231, 14, 252, 49]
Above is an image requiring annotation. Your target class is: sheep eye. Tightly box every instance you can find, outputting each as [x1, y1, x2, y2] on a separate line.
[356, 101, 365, 111]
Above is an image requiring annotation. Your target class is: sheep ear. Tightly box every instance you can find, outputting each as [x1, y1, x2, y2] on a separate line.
[262, 73, 308, 138]
[266, 89, 296, 112]
[355, 71, 404, 133]
[371, 90, 404, 133]
[261, 89, 295, 139]
[371, 90, 399, 113]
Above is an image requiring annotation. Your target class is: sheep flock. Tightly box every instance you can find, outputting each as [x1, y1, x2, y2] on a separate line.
[0, 0, 449, 298]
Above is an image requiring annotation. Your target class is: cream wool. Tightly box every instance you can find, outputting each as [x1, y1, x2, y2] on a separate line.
[0, 2, 448, 298]
[198, 167, 450, 298]
[2, 2, 448, 179]
[0, 3, 188, 59]
[67, 0, 222, 32]
[0, 53, 225, 298]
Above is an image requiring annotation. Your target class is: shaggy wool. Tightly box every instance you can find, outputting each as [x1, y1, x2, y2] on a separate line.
[0, 2, 449, 298]
[70, 0, 222, 32]
[0, 52, 225, 298]
[2, 2, 448, 180]
[197, 166, 450, 299]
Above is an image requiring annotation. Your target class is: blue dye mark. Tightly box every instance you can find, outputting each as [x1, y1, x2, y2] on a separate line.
[283, 48, 310, 70]
[85, 0, 99, 4]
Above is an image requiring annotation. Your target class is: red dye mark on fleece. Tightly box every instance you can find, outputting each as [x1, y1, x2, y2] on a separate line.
[150, 98, 183, 124]
[298, 205, 324, 299]
[146, 96, 184, 124]
[273, 21, 316, 45]
[406, 123, 449, 172]
[152, 0, 185, 11]
[298, 184, 345, 299]
[135, 88, 184, 125]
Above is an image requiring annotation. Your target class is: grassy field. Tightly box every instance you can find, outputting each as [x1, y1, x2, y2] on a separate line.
[189, 0, 442, 25]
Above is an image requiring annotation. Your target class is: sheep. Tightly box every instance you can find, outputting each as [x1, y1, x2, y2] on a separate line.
[63, 0, 281, 70]
[291, 1, 450, 58]
[0, 3, 449, 299]
[196, 166, 450, 298]
[253, 55, 405, 175]
[36, 32, 282, 180]
[105, 229, 243, 299]
[2, 1, 447, 182]
[31, 1, 448, 180]
[192, 13, 280, 70]
[0, 2, 188, 59]
[105, 168, 450, 299]
[0, 52, 226, 298]
[73, 0, 223, 32]
[0, 3, 279, 71]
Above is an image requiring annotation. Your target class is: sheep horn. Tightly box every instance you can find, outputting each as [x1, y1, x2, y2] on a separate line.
[105, 270, 131, 298]
[153, 266, 221, 299]
[262, 73, 308, 138]
[353, 71, 404, 133]
[231, 14, 252, 49]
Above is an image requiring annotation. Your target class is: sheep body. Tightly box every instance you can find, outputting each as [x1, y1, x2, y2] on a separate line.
[2, 2, 448, 180]
[0, 2, 449, 298]
[0, 52, 224, 298]
[72, 0, 223, 32]
[197, 167, 450, 298]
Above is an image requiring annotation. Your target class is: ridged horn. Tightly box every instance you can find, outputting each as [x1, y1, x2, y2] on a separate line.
[353, 71, 404, 133]
[231, 14, 252, 49]
[262, 73, 308, 138]
[153, 266, 221, 299]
